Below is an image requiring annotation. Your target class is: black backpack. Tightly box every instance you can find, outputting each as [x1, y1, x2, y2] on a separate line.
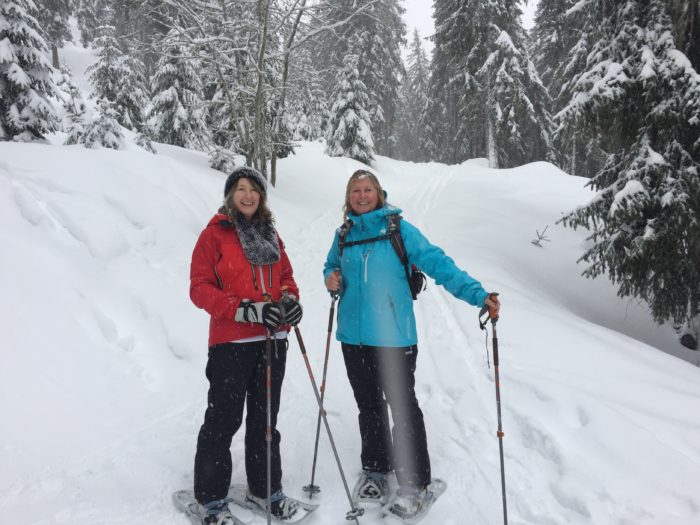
[337, 214, 426, 300]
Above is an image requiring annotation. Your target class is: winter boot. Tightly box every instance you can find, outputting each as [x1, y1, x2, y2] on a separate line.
[355, 471, 389, 503]
[201, 499, 237, 525]
[245, 490, 300, 520]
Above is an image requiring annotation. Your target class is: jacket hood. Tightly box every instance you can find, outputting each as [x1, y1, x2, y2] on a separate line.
[207, 212, 231, 227]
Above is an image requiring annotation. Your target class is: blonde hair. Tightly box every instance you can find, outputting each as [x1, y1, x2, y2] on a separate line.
[343, 169, 386, 220]
[221, 177, 274, 224]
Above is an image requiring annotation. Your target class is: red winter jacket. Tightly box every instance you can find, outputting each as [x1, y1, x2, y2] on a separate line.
[190, 213, 300, 346]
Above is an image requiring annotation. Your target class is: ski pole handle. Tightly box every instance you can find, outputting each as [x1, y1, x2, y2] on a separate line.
[479, 292, 500, 329]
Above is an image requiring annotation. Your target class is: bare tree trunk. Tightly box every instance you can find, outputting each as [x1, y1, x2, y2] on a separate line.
[571, 122, 578, 177]
[252, 0, 272, 178]
[488, 118, 498, 169]
[52, 46, 59, 68]
[271, 0, 307, 187]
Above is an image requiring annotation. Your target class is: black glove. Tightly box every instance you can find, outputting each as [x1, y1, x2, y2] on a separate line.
[280, 296, 303, 326]
[235, 300, 283, 330]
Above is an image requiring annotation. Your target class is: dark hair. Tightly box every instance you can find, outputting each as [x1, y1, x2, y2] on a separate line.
[221, 177, 274, 224]
[343, 169, 386, 220]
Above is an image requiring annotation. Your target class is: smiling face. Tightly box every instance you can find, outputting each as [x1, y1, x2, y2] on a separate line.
[231, 177, 260, 219]
[349, 177, 380, 215]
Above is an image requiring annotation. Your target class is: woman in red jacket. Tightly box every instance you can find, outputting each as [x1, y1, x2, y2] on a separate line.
[189, 166, 302, 524]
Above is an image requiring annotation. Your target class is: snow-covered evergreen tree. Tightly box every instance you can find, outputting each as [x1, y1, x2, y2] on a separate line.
[0, 0, 60, 141]
[317, 0, 405, 157]
[559, 0, 700, 346]
[209, 146, 237, 174]
[422, 0, 472, 163]
[539, 0, 601, 177]
[356, 0, 406, 157]
[477, 22, 554, 168]
[55, 66, 89, 145]
[285, 52, 327, 143]
[36, 0, 72, 68]
[86, 10, 148, 132]
[397, 29, 430, 161]
[425, 0, 553, 167]
[115, 52, 149, 131]
[76, 0, 109, 48]
[136, 126, 156, 153]
[530, 0, 579, 101]
[81, 98, 124, 149]
[148, 33, 209, 149]
[86, 12, 122, 103]
[283, 29, 327, 142]
[325, 52, 375, 165]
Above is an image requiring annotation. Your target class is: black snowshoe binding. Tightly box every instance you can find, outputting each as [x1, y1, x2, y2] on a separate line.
[201, 499, 238, 525]
[354, 471, 390, 504]
[245, 490, 301, 520]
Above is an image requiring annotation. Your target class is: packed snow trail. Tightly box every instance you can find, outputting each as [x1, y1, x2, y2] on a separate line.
[1, 141, 700, 525]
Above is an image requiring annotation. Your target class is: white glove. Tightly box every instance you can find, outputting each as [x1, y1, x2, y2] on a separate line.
[235, 300, 283, 330]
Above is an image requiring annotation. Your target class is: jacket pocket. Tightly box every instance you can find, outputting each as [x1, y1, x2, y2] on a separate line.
[387, 294, 403, 334]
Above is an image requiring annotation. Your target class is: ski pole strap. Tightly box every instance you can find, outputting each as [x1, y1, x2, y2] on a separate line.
[479, 304, 491, 330]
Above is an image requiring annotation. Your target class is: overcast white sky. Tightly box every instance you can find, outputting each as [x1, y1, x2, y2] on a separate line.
[402, 0, 538, 59]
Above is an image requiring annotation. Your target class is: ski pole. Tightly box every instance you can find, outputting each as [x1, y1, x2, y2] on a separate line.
[479, 293, 508, 525]
[293, 326, 363, 523]
[265, 328, 273, 525]
[303, 292, 339, 498]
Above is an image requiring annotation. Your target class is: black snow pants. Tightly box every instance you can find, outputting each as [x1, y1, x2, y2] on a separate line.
[194, 339, 287, 504]
[341, 343, 431, 490]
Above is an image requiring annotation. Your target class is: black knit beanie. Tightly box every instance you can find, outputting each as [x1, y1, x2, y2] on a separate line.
[224, 166, 267, 197]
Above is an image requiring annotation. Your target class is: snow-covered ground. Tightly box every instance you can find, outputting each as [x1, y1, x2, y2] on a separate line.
[1, 137, 699, 525]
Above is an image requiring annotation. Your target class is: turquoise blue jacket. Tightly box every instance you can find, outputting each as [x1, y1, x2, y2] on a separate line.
[323, 205, 488, 347]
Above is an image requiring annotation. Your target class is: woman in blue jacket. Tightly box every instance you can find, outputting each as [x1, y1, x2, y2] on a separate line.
[323, 169, 500, 518]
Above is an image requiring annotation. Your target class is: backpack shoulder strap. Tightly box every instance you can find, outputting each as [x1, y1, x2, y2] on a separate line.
[387, 215, 408, 265]
[337, 219, 352, 257]
[388, 214, 412, 277]
[388, 215, 424, 300]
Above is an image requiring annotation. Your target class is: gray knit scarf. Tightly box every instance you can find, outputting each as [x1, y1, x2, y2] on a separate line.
[232, 212, 280, 265]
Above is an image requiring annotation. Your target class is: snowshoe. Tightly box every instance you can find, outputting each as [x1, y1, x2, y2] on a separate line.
[381, 478, 447, 525]
[245, 490, 300, 520]
[202, 509, 239, 525]
[227, 484, 318, 523]
[352, 471, 390, 504]
[172, 490, 245, 525]
[201, 499, 240, 525]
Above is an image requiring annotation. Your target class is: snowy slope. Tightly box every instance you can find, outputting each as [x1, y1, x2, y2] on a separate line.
[1, 139, 699, 525]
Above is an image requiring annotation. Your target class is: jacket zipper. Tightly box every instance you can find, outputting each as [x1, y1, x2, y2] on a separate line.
[250, 263, 258, 290]
[259, 265, 267, 296]
[214, 254, 223, 288]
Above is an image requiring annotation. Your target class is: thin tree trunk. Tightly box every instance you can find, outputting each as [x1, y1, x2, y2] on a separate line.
[488, 118, 498, 169]
[254, 0, 272, 178]
[52, 46, 59, 68]
[572, 124, 577, 176]
[271, 0, 307, 187]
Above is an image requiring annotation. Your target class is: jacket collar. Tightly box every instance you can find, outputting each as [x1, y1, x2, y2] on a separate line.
[348, 205, 402, 227]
